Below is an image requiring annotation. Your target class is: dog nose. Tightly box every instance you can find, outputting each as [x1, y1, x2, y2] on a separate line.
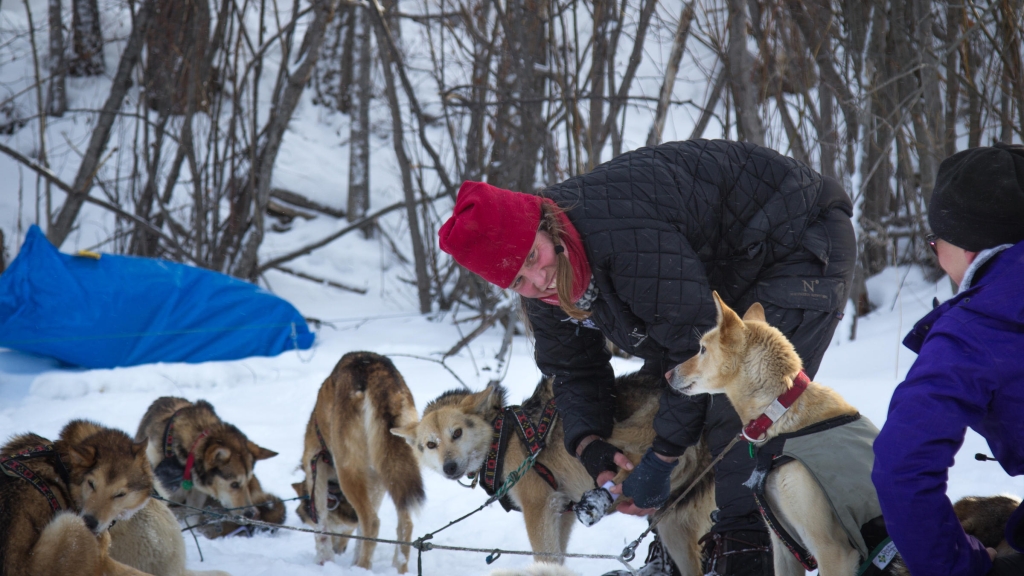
[243, 509, 256, 519]
[664, 369, 674, 381]
[82, 515, 99, 532]
[442, 461, 458, 477]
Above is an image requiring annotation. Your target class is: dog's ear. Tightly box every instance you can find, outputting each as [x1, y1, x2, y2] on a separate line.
[712, 292, 744, 337]
[131, 438, 149, 459]
[210, 446, 232, 465]
[291, 482, 306, 497]
[247, 441, 278, 461]
[68, 444, 97, 469]
[742, 302, 766, 323]
[391, 422, 419, 443]
[460, 384, 504, 418]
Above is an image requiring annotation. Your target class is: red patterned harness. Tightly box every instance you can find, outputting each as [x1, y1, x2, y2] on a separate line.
[479, 398, 560, 512]
[0, 444, 69, 513]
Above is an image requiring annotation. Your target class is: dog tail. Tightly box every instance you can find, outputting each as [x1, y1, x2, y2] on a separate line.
[369, 387, 425, 512]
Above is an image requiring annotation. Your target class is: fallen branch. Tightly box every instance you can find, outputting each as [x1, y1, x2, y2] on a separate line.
[271, 265, 368, 294]
[267, 199, 316, 222]
[270, 188, 346, 218]
[256, 190, 450, 274]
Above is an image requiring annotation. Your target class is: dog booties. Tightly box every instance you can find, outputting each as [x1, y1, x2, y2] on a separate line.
[746, 414, 900, 574]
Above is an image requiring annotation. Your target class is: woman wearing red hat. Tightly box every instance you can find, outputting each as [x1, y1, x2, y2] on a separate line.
[439, 139, 856, 576]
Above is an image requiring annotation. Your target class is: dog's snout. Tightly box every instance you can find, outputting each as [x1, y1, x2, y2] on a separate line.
[243, 509, 256, 519]
[82, 514, 99, 532]
[442, 461, 458, 477]
[664, 368, 674, 382]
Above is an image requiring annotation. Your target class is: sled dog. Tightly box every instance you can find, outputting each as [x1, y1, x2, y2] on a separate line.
[135, 397, 280, 532]
[295, 351, 425, 572]
[109, 498, 232, 576]
[394, 374, 715, 573]
[668, 292, 896, 576]
[954, 495, 1022, 558]
[0, 419, 153, 576]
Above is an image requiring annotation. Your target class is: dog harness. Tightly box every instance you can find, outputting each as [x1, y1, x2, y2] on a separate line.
[0, 444, 70, 513]
[479, 398, 559, 513]
[747, 413, 900, 575]
[161, 408, 210, 491]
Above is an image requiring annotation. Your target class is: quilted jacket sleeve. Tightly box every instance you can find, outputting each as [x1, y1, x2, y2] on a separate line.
[872, 324, 996, 576]
[607, 227, 719, 455]
[524, 298, 616, 453]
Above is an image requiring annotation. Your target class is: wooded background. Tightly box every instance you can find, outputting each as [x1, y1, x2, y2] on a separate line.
[0, 0, 1021, 340]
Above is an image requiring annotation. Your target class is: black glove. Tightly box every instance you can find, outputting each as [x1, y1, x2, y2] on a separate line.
[578, 439, 622, 481]
[622, 448, 677, 509]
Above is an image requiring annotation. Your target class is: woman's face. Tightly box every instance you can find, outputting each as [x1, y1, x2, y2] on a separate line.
[510, 231, 558, 299]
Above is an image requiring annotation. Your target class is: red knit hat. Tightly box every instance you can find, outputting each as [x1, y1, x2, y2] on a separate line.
[438, 181, 542, 288]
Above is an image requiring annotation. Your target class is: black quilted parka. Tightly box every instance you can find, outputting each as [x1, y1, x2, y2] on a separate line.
[524, 139, 853, 471]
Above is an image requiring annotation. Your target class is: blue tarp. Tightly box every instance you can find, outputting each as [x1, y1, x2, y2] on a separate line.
[0, 226, 314, 368]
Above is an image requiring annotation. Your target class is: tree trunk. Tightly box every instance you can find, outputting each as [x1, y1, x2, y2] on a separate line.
[372, 0, 431, 313]
[726, 0, 763, 145]
[486, 0, 548, 192]
[648, 1, 694, 147]
[47, 0, 67, 116]
[49, 0, 152, 248]
[585, 0, 613, 166]
[860, 0, 896, 277]
[347, 4, 372, 237]
[232, 0, 340, 279]
[70, 0, 104, 76]
[144, 0, 212, 115]
[462, 1, 494, 182]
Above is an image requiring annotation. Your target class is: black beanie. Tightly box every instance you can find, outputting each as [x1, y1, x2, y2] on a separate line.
[928, 142, 1024, 251]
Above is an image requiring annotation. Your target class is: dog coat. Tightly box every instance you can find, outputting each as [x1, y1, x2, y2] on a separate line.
[747, 414, 897, 573]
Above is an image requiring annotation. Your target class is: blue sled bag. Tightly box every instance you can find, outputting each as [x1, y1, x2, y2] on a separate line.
[0, 225, 314, 368]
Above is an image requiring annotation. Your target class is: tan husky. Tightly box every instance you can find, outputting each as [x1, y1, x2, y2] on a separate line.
[296, 351, 425, 572]
[135, 397, 279, 530]
[109, 498, 232, 576]
[393, 374, 714, 573]
[0, 420, 153, 576]
[667, 292, 886, 576]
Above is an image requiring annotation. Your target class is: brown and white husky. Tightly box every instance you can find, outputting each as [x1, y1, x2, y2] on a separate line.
[295, 351, 425, 573]
[393, 374, 715, 573]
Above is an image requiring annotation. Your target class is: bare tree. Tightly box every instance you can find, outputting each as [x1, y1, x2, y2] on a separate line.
[69, 0, 104, 76]
[347, 5, 373, 236]
[47, 0, 67, 116]
[726, 0, 764, 144]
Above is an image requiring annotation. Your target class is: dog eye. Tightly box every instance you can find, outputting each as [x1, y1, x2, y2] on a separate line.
[452, 428, 462, 440]
[700, 345, 706, 355]
[426, 441, 437, 450]
[88, 480, 95, 490]
[114, 492, 126, 499]
[231, 482, 241, 489]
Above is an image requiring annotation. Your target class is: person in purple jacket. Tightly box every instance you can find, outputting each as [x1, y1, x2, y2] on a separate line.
[872, 142, 1024, 576]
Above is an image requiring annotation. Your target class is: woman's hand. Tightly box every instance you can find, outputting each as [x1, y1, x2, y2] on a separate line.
[595, 452, 635, 486]
[611, 449, 678, 515]
[577, 437, 630, 481]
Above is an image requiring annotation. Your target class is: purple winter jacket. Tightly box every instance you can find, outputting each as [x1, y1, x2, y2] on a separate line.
[873, 240, 1024, 576]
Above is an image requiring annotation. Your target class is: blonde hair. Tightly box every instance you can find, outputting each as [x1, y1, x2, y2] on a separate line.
[538, 202, 591, 321]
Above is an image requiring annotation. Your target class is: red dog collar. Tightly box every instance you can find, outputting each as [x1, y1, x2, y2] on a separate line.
[742, 371, 810, 443]
[182, 430, 210, 491]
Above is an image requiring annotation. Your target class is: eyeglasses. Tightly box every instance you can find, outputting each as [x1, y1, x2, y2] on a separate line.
[925, 233, 938, 256]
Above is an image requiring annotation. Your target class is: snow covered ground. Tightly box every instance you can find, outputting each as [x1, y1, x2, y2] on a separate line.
[2, 257, 1021, 576]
